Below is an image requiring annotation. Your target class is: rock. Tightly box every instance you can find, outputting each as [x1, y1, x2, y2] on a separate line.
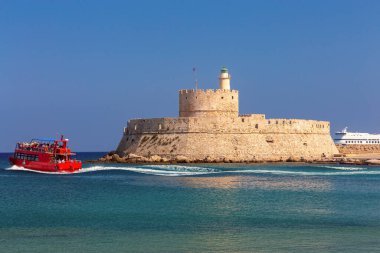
[103, 155, 113, 162]
[149, 155, 162, 162]
[365, 159, 380, 165]
[123, 153, 149, 163]
[213, 157, 224, 163]
[126, 153, 144, 159]
[175, 155, 190, 163]
[108, 151, 116, 156]
[286, 156, 298, 162]
[112, 154, 124, 163]
[161, 157, 170, 163]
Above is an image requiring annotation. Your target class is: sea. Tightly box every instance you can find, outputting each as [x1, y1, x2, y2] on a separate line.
[1, 152, 380, 253]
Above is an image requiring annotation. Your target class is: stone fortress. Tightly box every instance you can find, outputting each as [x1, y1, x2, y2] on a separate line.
[116, 68, 339, 163]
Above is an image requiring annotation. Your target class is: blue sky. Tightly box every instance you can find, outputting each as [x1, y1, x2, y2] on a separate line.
[1, 0, 380, 152]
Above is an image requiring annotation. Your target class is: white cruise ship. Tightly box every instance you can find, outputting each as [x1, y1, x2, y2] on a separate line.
[334, 127, 380, 145]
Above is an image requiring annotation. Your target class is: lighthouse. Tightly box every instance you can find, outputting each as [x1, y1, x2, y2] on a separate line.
[219, 67, 231, 90]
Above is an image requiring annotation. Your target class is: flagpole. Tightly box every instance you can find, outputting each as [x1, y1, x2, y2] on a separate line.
[193, 67, 198, 90]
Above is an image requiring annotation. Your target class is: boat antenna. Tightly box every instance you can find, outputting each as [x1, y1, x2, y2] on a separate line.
[193, 67, 198, 90]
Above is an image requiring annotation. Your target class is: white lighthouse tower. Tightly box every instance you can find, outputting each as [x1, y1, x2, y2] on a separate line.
[219, 67, 231, 90]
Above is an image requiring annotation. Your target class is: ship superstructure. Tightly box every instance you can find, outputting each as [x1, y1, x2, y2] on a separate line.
[334, 127, 380, 145]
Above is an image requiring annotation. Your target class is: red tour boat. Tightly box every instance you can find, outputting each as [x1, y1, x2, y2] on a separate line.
[9, 135, 82, 172]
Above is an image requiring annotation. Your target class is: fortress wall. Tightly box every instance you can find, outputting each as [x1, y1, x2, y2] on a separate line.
[124, 117, 330, 135]
[336, 144, 380, 154]
[191, 116, 331, 134]
[116, 117, 337, 160]
[116, 131, 337, 161]
[181, 132, 337, 161]
[179, 89, 239, 117]
[125, 118, 189, 134]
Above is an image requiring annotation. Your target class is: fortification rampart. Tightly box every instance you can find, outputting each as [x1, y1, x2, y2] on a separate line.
[116, 115, 337, 162]
[179, 89, 239, 117]
[124, 116, 330, 135]
[336, 144, 380, 154]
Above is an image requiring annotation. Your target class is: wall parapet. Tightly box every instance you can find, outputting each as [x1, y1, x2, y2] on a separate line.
[179, 89, 239, 95]
[125, 117, 331, 135]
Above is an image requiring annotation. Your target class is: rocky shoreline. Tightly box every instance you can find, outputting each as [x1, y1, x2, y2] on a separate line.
[86, 151, 380, 166]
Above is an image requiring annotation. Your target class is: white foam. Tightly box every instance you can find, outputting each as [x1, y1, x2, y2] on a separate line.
[316, 165, 367, 171]
[6, 164, 380, 177]
[6, 165, 72, 175]
[6, 164, 216, 176]
[76, 165, 216, 176]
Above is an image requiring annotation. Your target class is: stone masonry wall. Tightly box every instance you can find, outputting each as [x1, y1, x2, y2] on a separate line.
[116, 116, 338, 161]
[336, 144, 380, 154]
[179, 89, 239, 117]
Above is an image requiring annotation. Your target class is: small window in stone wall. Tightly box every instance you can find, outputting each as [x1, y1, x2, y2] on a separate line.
[242, 118, 245, 122]
[255, 124, 259, 129]
[276, 121, 278, 124]
[268, 120, 271, 124]
[232, 96, 234, 99]
[221, 96, 224, 99]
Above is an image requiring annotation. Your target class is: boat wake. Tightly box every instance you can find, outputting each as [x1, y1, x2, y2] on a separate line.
[5, 164, 380, 177]
[316, 165, 367, 171]
[6, 164, 218, 176]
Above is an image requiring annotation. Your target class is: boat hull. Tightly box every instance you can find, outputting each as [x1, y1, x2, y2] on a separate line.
[9, 157, 81, 173]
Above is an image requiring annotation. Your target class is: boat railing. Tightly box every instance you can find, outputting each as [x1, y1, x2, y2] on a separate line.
[16, 143, 55, 153]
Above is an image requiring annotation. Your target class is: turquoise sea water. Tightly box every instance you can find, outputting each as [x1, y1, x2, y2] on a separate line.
[1, 152, 380, 253]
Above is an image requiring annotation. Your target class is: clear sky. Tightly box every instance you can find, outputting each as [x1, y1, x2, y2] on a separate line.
[1, 0, 380, 152]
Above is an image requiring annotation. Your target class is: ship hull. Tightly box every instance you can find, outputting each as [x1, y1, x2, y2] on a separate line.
[9, 157, 81, 173]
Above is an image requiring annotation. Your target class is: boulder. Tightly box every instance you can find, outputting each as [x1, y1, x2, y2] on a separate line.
[175, 155, 190, 163]
[149, 155, 162, 162]
[161, 157, 170, 163]
[126, 153, 144, 159]
[112, 154, 124, 163]
[365, 159, 380, 165]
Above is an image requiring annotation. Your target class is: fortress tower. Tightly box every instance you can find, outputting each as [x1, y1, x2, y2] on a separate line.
[179, 68, 239, 118]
